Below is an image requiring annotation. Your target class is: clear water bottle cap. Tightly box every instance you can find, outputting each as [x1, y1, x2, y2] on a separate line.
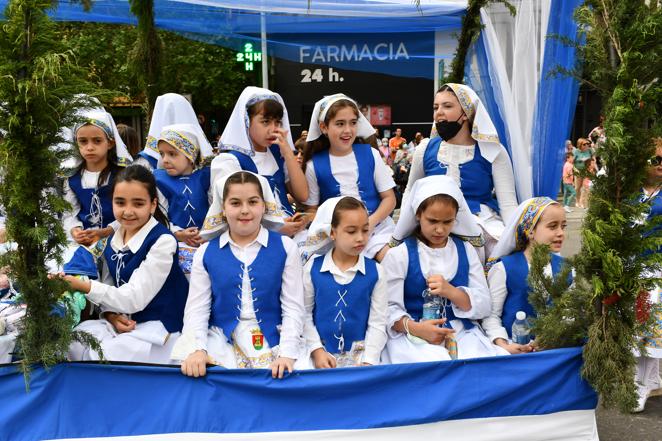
[516, 311, 527, 321]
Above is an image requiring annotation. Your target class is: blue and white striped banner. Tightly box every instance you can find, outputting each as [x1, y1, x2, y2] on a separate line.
[0, 347, 598, 440]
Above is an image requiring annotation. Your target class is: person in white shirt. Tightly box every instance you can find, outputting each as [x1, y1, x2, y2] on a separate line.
[403, 84, 518, 257]
[302, 94, 396, 262]
[211, 87, 309, 239]
[382, 175, 504, 364]
[63, 165, 189, 363]
[172, 171, 305, 379]
[300, 196, 387, 368]
[62, 109, 133, 246]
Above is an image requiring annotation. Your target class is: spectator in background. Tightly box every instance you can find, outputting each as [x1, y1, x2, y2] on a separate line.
[379, 137, 391, 165]
[588, 115, 606, 150]
[565, 139, 574, 154]
[562, 152, 576, 212]
[116, 123, 141, 158]
[407, 132, 423, 155]
[580, 157, 597, 209]
[573, 138, 594, 209]
[389, 128, 406, 152]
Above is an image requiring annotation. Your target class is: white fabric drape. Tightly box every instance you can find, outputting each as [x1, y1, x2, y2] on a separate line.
[475, 1, 553, 200]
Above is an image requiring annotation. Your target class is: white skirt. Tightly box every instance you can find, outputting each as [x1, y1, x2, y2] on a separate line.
[69, 319, 179, 364]
[365, 217, 395, 258]
[382, 320, 507, 364]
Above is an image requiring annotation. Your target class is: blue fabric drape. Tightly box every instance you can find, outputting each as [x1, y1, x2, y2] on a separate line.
[531, 0, 583, 198]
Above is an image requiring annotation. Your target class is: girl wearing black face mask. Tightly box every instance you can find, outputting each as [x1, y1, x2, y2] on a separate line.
[398, 83, 518, 260]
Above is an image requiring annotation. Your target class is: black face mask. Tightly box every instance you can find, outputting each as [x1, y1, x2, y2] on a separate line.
[435, 113, 465, 141]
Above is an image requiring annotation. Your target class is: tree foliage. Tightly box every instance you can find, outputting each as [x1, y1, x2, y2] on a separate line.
[0, 0, 101, 380]
[59, 23, 248, 114]
[529, 0, 662, 412]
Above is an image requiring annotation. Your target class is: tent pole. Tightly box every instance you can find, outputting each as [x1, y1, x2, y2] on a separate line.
[261, 12, 268, 89]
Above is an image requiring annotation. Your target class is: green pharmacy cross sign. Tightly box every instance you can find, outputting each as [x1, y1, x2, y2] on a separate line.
[236, 43, 262, 71]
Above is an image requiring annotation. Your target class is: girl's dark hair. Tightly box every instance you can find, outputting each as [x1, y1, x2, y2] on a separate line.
[247, 99, 284, 122]
[413, 194, 459, 245]
[116, 123, 141, 157]
[302, 99, 360, 171]
[111, 165, 169, 227]
[222, 171, 264, 201]
[331, 196, 368, 228]
[74, 123, 122, 188]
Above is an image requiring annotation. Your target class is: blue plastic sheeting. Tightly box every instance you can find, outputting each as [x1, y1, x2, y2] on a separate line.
[0, 0, 464, 79]
[0, 348, 596, 440]
[531, 0, 583, 198]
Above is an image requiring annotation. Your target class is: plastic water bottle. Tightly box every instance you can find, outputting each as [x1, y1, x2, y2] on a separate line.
[421, 289, 441, 321]
[511, 311, 531, 345]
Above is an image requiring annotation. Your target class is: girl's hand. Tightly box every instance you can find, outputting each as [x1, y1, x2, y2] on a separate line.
[175, 227, 203, 246]
[181, 350, 211, 377]
[427, 274, 452, 297]
[279, 217, 307, 237]
[494, 338, 534, 354]
[410, 319, 454, 345]
[71, 227, 93, 246]
[86, 227, 113, 243]
[311, 348, 336, 369]
[273, 128, 293, 156]
[367, 215, 378, 236]
[270, 356, 295, 379]
[104, 312, 136, 334]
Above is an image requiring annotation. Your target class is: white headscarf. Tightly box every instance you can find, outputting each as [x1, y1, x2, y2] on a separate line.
[73, 109, 133, 167]
[305, 93, 375, 142]
[145, 93, 213, 162]
[438, 83, 502, 162]
[301, 196, 367, 260]
[200, 171, 285, 241]
[392, 175, 482, 245]
[157, 123, 210, 168]
[220, 86, 295, 157]
[488, 197, 558, 262]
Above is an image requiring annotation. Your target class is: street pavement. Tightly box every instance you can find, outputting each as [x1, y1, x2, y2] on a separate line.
[561, 206, 661, 440]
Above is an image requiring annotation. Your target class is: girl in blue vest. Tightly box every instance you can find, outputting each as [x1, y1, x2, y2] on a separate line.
[633, 140, 662, 412]
[63, 165, 189, 363]
[154, 123, 214, 275]
[211, 87, 309, 239]
[303, 94, 396, 262]
[483, 197, 568, 355]
[172, 171, 305, 378]
[403, 84, 518, 258]
[301, 196, 387, 368]
[136, 93, 208, 171]
[63, 109, 133, 246]
[382, 175, 501, 363]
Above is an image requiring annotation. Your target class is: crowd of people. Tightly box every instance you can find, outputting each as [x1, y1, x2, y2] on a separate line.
[561, 116, 606, 212]
[0, 83, 659, 412]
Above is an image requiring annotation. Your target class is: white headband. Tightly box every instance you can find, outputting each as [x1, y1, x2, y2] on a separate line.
[200, 171, 285, 241]
[305, 93, 376, 142]
[392, 175, 482, 244]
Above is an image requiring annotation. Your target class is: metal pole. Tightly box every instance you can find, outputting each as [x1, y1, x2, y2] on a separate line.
[261, 12, 268, 89]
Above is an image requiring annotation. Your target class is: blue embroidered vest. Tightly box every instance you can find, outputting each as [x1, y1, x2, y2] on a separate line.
[423, 137, 499, 214]
[103, 222, 189, 333]
[138, 151, 158, 170]
[227, 146, 294, 215]
[203, 230, 287, 346]
[403, 236, 474, 329]
[500, 251, 565, 338]
[68, 170, 116, 229]
[155, 167, 211, 229]
[311, 144, 381, 214]
[310, 255, 378, 354]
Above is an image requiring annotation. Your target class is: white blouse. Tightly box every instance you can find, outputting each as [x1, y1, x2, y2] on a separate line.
[304, 147, 395, 207]
[87, 217, 177, 315]
[210, 150, 290, 189]
[302, 250, 388, 365]
[181, 226, 304, 359]
[381, 237, 491, 338]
